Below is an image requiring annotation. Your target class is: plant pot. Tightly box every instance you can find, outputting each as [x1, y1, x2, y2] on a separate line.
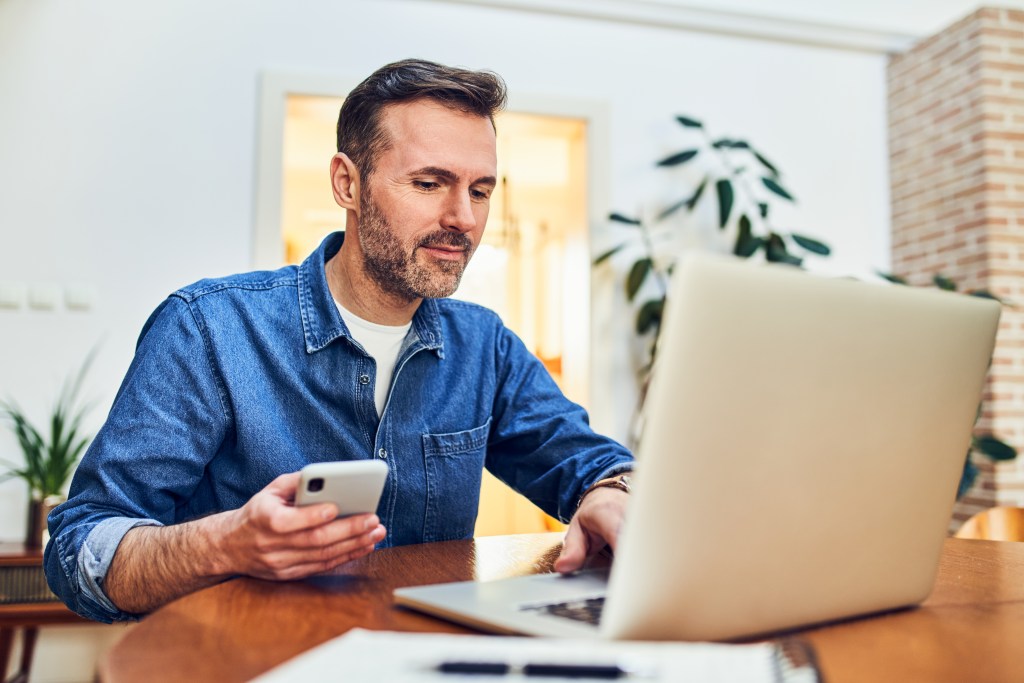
[26, 495, 64, 550]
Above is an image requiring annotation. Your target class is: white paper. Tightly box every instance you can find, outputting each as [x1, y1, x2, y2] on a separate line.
[253, 628, 777, 682]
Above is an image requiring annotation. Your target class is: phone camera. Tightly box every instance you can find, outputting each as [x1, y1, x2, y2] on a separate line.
[308, 477, 324, 493]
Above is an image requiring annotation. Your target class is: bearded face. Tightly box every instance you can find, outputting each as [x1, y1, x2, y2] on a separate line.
[358, 184, 476, 301]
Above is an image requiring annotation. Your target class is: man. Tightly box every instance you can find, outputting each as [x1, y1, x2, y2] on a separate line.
[46, 59, 633, 623]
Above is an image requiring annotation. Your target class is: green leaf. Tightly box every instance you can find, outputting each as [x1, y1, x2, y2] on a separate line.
[969, 290, 1004, 304]
[715, 179, 734, 229]
[636, 298, 665, 335]
[675, 115, 703, 128]
[659, 179, 708, 221]
[934, 274, 957, 291]
[790, 233, 831, 256]
[765, 233, 803, 267]
[687, 178, 708, 210]
[753, 150, 779, 177]
[609, 212, 642, 226]
[738, 214, 751, 236]
[762, 177, 795, 201]
[877, 272, 908, 285]
[712, 138, 734, 149]
[973, 434, 1018, 461]
[657, 197, 690, 221]
[1, 349, 97, 497]
[626, 258, 654, 301]
[957, 456, 978, 499]
[594, 244, 625, 265]
[758, 202, 769, 218]
[656, 149, 699, 167]
[733, 215, 763, 258]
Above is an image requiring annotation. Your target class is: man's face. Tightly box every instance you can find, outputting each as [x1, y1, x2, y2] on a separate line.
[356, 99, 498, 301]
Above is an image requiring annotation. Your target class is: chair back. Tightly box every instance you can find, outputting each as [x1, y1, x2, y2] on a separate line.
[956, 506, 1024, 541]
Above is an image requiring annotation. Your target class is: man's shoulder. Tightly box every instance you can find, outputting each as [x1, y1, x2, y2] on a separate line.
[432, 297, 505, 326]
[429, 298, 532, 358]
[171, 265, 299, 304]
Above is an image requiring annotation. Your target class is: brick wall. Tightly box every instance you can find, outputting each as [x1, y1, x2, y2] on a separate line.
[888, 7, 1024, 527]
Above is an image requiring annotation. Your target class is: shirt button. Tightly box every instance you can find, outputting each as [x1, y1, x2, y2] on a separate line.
[378, 448, 388, 459]
[359, 374, 370, 385]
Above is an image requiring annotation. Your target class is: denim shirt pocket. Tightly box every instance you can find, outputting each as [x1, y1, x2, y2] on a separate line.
[421, 417, 491, 542]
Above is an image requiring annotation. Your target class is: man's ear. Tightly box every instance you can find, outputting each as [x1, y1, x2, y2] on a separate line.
[330, 153, 361, 211]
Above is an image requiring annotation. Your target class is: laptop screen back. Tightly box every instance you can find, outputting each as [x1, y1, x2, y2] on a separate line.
[602, 254, 1000, 640]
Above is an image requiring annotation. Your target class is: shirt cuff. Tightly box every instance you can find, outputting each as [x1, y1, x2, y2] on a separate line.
[78, 516, 163, 621]
[574, 463, 635, 511]
[592, 462, 634, 482]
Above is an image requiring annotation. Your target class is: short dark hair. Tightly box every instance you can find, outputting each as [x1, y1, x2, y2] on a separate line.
[336, 59, 507, 181]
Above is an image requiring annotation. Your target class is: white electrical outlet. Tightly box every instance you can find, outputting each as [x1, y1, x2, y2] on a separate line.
[0, 282, 27, 309]
[28, 283, 61, 310]
[65, 284, 98, 311]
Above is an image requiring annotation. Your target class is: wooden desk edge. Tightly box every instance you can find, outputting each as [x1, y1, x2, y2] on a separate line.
[99, 534, 1024, 683]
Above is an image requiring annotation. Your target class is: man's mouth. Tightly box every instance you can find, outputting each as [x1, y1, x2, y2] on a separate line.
[420, 244, 467, 260]
[417, 233, 472, 261]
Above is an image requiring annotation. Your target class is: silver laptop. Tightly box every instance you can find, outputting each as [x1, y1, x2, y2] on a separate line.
[394, 253, 1001, 641]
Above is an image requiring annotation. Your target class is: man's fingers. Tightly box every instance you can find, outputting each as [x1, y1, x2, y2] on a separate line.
[581, 510, 620, 553]
[254, 523, 385, 577]
[264, 471, 302, 497]
[554, 488, 629, 575]
[256, 499, 339, 534]
[268, 544, 376, 581]
[576, 488, 628, 552]
[554, 520, 588, 574]
[285, 513, 380, 546]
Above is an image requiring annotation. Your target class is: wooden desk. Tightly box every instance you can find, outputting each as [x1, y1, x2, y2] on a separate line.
[0, 543, 88, 683]
[101, 534, 1024, 683]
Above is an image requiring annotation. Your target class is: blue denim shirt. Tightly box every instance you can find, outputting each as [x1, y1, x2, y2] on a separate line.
[45, 232, 633, 623]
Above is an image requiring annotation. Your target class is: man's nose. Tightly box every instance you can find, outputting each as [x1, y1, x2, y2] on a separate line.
[443, 190, 478, 233]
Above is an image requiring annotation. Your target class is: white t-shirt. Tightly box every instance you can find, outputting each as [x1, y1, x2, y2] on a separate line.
[335, 301, 412, 417]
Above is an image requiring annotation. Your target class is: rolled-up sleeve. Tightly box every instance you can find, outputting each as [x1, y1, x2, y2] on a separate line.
[45, 517, 161, 623]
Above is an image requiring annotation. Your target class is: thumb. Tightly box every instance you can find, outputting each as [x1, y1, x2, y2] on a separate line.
[264, 472, 302, 499]
[554, 521, 588, 574]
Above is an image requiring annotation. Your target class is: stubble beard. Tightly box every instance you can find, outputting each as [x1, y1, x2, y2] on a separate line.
[358, 189, 474, 302]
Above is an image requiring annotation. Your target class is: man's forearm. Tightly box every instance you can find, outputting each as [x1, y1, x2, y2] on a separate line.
[103, 513, 232, 615]
[99, 473, 385, 616]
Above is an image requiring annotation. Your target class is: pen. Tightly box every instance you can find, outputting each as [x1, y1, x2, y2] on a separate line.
[436, 660, 631, 678]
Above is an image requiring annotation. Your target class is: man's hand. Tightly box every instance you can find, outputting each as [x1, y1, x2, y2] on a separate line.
[105, 472, 386, 614]
[553, 487, 629, 574]
[212, 472, 386, 580]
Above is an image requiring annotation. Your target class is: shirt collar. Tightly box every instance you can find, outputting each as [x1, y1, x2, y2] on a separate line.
[297, 231, 445, 357]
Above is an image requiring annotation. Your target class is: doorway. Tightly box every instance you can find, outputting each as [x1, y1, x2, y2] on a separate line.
[280, 94, 591, 535]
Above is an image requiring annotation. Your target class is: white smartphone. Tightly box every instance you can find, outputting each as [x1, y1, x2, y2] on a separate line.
[294, 460, 388, 518]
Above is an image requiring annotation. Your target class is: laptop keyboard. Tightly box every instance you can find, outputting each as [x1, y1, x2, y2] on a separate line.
[522, 596, 606, 625]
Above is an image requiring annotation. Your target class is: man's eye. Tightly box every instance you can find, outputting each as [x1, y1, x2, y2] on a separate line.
[414, 181, 439, 190]
[471, 189, 492, 201]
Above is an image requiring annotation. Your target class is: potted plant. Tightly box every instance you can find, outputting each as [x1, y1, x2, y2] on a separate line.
[596, 114, 830, 442]
[597, 114, 1016, 501]
[1, 354, 95, 548]
[596, 114, 830, 378]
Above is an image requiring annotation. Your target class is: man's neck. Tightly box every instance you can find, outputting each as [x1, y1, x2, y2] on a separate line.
[326, 238, 422, 326]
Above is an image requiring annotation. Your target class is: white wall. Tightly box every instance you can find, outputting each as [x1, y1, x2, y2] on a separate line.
[0, 0, 899, 535]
